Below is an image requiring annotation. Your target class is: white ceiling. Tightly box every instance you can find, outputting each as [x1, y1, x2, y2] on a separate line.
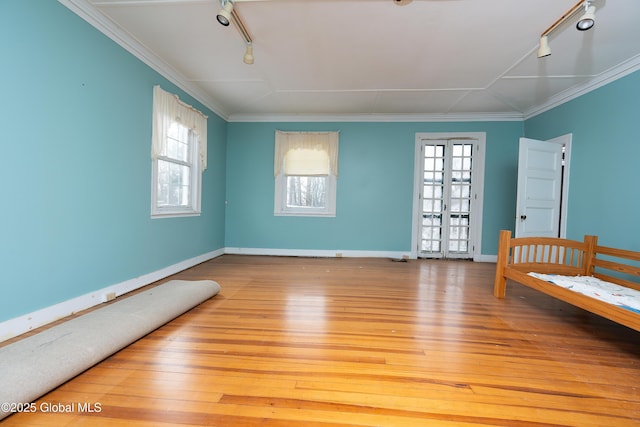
[65, 0, 640, 121]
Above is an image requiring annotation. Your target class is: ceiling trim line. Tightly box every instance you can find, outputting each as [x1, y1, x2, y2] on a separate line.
[226, 112, 525, 123]
[58, 0, 230, 120]
[524, 54, 640, 119]
[91, 0, 211, 5]
[273, 88, 487, 94]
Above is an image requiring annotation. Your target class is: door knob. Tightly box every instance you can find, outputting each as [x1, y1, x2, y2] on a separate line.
[520, 215, 527, 220]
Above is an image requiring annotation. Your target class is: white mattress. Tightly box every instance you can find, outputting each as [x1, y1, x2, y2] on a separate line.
[528, 272, 640, 313]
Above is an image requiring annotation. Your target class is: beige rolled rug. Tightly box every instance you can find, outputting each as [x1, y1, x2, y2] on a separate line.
[0, 279, 220, 420]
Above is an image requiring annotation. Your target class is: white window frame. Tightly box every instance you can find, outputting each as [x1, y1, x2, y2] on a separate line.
[273, 131, 338, 217]
[274, 173, 337, 217]
[151, 124, 202, 217]
[151, 86, 207, 218]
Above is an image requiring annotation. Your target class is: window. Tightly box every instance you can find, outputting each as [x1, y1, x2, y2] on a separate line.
[151, 86, 207, 218]
[274, 131, 339, 217]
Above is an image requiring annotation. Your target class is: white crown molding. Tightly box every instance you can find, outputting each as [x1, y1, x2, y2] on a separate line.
[226, 112, 525, 123]
[58, 0, 230, 120]
[524, 54, 640, 120]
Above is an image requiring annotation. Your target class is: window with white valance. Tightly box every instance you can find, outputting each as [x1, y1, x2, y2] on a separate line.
[151, 85, 208, 218]
[274, 130, 339, 217]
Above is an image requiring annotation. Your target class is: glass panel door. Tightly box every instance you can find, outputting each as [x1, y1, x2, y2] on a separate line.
[420, 144, 445, 255]
[419, 140, 475, 259]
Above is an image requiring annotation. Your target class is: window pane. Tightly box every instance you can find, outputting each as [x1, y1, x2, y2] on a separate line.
[157, 160, 170, 206]
[157, 159, 191, 207]
[166, 122, 190, 162]
[424, 145, 435, 157]
[452, 157, 462, 170]
[286, 176, 327, 208]
[424, 158, 435, 171]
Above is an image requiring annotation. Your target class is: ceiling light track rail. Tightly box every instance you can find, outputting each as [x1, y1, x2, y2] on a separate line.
[537, 0, 596, 58]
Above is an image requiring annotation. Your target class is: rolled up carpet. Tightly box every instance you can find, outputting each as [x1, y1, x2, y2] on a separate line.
[0, 279, 220, 420]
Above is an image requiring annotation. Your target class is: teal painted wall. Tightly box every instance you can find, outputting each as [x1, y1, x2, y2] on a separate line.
[225, 121, 523, 256]
[0, 1, 227, 322]
[524, 70, 640, 250]
[13, 0, 636, 326]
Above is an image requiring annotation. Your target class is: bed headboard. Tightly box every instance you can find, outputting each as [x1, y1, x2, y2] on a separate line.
[498, 230, 593, 276]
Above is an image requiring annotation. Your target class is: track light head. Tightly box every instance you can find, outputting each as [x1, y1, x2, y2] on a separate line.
[393, 0, 413, 6]
[537, 36, 551, 58]
[576, 3, 596, 31]
[243, 44, 254, 65]
[217, 1, 233, 26]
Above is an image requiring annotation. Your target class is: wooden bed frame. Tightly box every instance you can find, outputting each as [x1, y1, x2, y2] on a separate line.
[493, 229, 640, 332]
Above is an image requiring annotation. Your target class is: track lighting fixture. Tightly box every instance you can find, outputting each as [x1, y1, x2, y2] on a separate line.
[243, 43, 254, 65]
[576, 2, 596, 31]
[537, 36, 551, 58]
[537, 0, 596, 59]
[216, 0, 254, 64]
[216, 0, 233, 26]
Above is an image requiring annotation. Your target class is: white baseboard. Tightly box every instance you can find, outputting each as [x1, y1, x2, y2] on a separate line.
[225, 247, 498, 262]
[0, 248, 224, 343]
[474, 254, 497, 263]
[224, 247, 412, 260]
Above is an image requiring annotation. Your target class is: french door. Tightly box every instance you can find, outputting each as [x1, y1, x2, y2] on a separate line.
[414, 134, 485, 259]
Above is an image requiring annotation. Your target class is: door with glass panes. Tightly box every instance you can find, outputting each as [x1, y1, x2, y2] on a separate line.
[418, 139, 479, 259]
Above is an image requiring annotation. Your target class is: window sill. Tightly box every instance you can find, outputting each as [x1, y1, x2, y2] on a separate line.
[151, 210, 201, 219]
[274, 211, 336, 218]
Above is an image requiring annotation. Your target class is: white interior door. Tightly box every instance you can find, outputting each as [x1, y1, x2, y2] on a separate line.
[515, 137, 563, 238]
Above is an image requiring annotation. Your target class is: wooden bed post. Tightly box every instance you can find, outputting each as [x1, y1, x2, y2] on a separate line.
[583, 235, 598, 276]
[493, 230, 511, 298]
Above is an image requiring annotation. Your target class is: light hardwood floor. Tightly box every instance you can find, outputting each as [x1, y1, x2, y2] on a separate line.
[3, 255, 640, 426]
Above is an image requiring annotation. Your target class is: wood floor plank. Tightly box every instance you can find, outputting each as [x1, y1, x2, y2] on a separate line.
[2, 256, 640, 426]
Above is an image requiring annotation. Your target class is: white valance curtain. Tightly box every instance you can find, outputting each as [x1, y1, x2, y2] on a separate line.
[151, 85, 208, 170]
[274, 130, 339, 177]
